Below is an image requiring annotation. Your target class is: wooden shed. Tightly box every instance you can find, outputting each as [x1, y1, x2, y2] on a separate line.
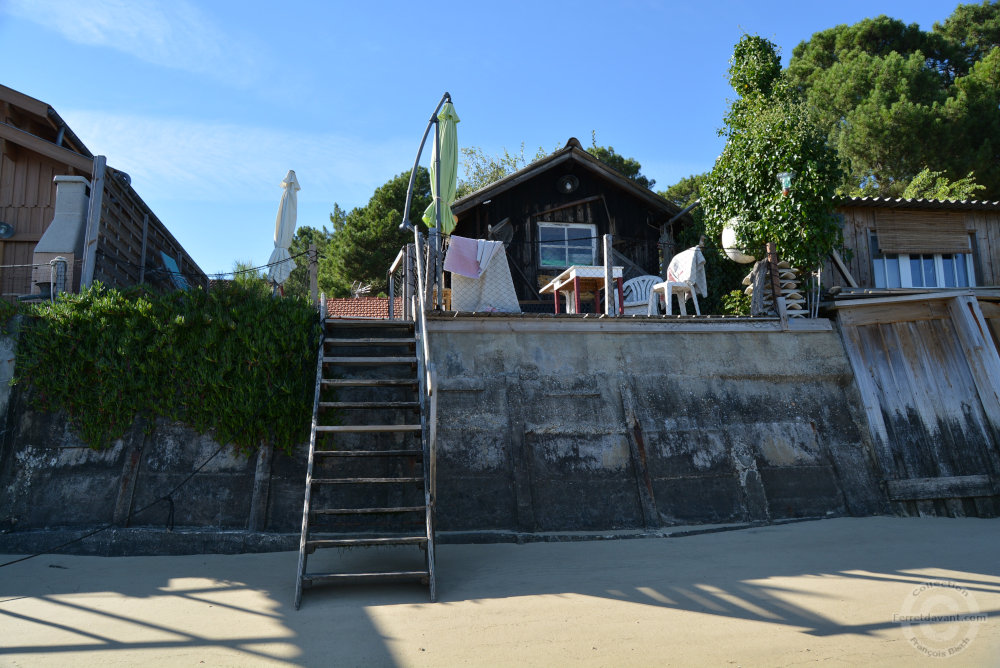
[827, 196, 1000, 293]
[0, 84, 205, 298]
[451, 138, 692, 310]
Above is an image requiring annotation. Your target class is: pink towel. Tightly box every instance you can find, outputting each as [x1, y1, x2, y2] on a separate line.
[444, 235, 484, 278]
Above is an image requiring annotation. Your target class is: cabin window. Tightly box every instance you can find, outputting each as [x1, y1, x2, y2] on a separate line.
[538, 222, 597, 268]
[870, 233, 975, 289]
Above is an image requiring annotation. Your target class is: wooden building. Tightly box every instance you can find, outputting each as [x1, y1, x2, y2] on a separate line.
[451, 138, 692, 310]
[827, 196, 1000, 293]
[0, 84, 205, 298]
[826, 197, 1000, 517]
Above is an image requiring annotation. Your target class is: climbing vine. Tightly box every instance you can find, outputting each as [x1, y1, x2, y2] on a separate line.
[13, 283, 320, 454]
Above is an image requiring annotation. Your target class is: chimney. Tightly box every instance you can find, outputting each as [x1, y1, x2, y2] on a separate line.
[32, 175, 90, 294]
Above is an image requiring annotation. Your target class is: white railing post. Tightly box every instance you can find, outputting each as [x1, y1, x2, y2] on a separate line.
[603, 234, 615, 316]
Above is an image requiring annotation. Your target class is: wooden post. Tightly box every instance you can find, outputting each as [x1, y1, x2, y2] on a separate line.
[138, 213, 149, 284]
[248, 442, 274, 532]
[766, 242, 782, 300]
[603, 234, 614, 316]
[308, 243, 318, 305]
[80, 155, 106, 288]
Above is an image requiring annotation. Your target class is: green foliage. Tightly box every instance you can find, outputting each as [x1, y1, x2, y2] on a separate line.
[787, 4, 1000, 198]
[232, 259, 270, 297]
[322, 169, 431, 297]
[901, 167, 986, 199]
[729, 35, 782, 99]
[659, 173, 706, 209]
[721, 289, 751, 316]
[13, 284, 320, 454]
[457, 143, 550, 196]
[703, 35, 844, 272]
[281, 225, 333, 300]
[586, 133, 655, 189]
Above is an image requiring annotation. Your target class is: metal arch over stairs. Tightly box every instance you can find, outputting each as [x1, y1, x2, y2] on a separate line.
[294, 304, 437, 608]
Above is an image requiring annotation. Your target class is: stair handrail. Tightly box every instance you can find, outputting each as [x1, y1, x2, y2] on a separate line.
[411, 231, 437, 503]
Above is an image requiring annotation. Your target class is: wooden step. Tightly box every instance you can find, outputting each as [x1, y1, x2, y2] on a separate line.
[311, 506, 425, 515]
[311, 477, 423, 485]
[325, 338, 416, 346]
[321, 401, 419, 410]
[302, 571, 429, 587]
[324, 356, 416, 365]
[322, 378, 418, 387]
[306, 536, 427, 550]
[326, 319, 414, 328]
[316, 424, 421, 433]
[315, 449, 422, 457]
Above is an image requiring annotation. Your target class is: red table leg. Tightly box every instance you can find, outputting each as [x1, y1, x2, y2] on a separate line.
[573, 277, 581, 314]
[616, 277, 624, 315]
[553, 289, 560, 313]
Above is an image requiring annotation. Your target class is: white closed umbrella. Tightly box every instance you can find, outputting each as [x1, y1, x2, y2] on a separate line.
[267, 170, 300, 286]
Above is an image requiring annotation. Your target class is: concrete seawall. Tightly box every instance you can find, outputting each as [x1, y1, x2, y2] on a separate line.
[428, 315, 885, 532]
[0, 316, 887, 553]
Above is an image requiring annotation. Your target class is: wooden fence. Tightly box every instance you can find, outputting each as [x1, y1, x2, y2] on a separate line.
[81, 158, 207, 292]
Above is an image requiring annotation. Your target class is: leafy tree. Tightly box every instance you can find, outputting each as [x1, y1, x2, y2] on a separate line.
[660, 173, 707, 209]
[458, 136, 655, 195]
[901, 167, 986, 199]
[322, 169, 431, 297]
[934, 0, 1000, 67]
[457, 144, 550, 196]
[586, 133, 655, 189]
[787, 3, 1000, 198]
[232, 259, 270, 297]
[281, 225, 333, 300]
[702, 35, 844, 271]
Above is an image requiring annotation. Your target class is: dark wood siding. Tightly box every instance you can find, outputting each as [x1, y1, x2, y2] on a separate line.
[454, 165, 668, 305]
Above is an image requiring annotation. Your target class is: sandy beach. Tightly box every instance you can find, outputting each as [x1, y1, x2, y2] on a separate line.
[1, 517, 998, 667]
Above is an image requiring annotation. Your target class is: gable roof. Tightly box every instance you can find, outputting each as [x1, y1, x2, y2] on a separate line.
[837, 196, 1000, 212]
[452, 138, 683, 220]
[0, 84, 93, 172]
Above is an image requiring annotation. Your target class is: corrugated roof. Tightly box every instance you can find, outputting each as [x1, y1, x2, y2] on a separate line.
[326, 296, 403, 319]
[837, 196, 1000, 211]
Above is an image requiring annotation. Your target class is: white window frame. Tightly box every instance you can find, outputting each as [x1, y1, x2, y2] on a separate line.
[537, 222, 597, 268]
[870, 233, 976, 289]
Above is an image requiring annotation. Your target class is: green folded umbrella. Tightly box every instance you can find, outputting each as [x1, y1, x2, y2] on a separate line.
[422, 102, 460, 234]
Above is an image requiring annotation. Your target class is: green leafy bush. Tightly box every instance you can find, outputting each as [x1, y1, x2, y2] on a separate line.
[13, 283, 320, 454]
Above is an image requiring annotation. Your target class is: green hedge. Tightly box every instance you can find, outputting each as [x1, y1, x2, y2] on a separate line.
[13, 283, 321, 454]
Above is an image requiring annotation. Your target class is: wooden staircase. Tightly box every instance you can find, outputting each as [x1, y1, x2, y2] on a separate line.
[294, 317, 436, 608]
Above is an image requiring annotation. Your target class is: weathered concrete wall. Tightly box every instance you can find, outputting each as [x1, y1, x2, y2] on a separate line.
[0, 317, 887, 553]
[427, 316, 886, 532]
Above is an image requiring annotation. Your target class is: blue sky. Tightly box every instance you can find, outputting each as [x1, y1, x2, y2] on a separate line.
[0, 0, 955, 276]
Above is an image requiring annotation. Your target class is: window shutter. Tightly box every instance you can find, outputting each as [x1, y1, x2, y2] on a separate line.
[874, 210, 971, 254]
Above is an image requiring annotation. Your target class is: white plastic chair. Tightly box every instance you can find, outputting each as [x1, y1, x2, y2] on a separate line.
[621, 275, 661, 315]
[651, 247, 707, 316]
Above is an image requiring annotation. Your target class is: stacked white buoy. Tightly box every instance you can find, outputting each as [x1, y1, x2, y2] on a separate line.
[742, 261, 808, 317]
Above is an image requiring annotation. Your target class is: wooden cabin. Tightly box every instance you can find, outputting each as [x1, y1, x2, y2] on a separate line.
[827, 196, 1000, 294]
[451, 138, 693, 311]
[0, 84, 205, 298]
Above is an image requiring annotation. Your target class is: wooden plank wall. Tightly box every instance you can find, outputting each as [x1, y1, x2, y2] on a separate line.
[839, 298, 1000, 517]
[456, 171, 664, 304]
[831, 205, 1000, 289]
[93, 166, 207, 292]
